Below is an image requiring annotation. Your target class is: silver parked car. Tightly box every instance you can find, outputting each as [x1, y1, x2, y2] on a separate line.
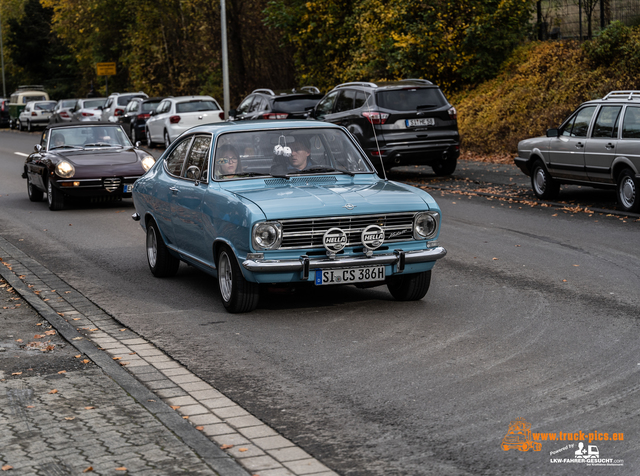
[515, 90, 640, 212]
[49, 99, 78, 124]
[70, 98, 107, 122]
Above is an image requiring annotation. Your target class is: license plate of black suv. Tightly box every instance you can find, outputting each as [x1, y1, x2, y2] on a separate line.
[406, 118, 435, 127]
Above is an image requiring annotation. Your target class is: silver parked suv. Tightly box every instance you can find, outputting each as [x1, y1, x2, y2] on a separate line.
[515, 91, 640, 212]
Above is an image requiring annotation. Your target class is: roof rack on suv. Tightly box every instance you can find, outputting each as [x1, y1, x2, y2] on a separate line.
[603, 91, 640, 100]
[336, 82, 378, 89]
[400, 79, 433, 85]
[16, 85, 46, 91]
[300, 86, 321, 94]
[252, 89, 275, 96]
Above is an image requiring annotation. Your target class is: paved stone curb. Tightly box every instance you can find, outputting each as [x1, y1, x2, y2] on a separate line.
[0, 236, 338, 476]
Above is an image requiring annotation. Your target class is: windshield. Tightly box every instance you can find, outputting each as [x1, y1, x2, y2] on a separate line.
[47, 125, 132, 151]
[376, 88, 447, 111]
[213, 128, 373, 180]
[176, 100, 220, 113]
[83, 99, 106, 109]
[273, 97, 322, 113]
[141, 101, 161, 112]
[35, 102, 57, 110]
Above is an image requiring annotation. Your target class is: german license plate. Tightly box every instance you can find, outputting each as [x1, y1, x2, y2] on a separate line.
[123, 184, 133, 193]
[315, 267, 385, 285]
[406, 118, 435, 127]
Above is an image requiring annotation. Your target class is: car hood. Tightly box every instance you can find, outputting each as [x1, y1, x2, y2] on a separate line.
[231, 179, 430, 220]
[56, 148, 139, 166]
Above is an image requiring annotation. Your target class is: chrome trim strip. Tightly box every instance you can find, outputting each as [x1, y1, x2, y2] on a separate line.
[242, 246, 446, 273]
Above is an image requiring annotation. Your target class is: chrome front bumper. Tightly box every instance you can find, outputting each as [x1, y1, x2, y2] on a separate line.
[242, 246, 446, 278]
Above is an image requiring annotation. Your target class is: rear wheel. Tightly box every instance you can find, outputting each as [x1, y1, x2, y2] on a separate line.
[432, 157, 457, 176]
[164, 130, 171, 149]
[17, 120, 23, 131]
[47, 180, 65, 211]
[531, 160, 560, 199]
[27, 175, 44, 202]
[218, 246, 259, 313]
[146, 221, 180, 277]
[617, 168, 640, 212]
[387, 270, 432, 301]
[27, 120, 32, 132]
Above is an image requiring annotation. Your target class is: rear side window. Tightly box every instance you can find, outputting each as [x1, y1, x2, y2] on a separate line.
[355, 91, 371, 109]
[592, 106, 621, 138]
[622, 106, 640, 139]
[375, 88, 446, 111]
[334, 90, 355, 113]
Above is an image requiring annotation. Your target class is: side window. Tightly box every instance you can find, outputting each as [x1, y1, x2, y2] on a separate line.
[592, 106, 622, 138]
[560, 115, 576, 137]
[126, 101, 138, 113]
[161, 101, 172, 114]
[164, 138, 192, 176]
[315, 91, 339, 117]
[571, 106, 597, 137]
[334, 90, 355, 113]
[104, 98, 113, 110]
[354, 91, 371, 109]
[249, 97, 264, 113]
[622, 106, 640, 139]
[183, 135, 212, 181]
[236, 96, 254, 115]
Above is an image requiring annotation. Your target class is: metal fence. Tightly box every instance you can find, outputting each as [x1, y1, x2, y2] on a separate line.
[536, 0, 640, 40]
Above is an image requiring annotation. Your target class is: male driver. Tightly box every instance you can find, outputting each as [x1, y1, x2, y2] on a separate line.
[288, 138, 311, 171]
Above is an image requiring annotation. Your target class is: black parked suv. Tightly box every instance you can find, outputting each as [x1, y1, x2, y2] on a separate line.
[229, 87, 324, 121]
[117, 96, 164, 142]
[311, 79, 459, 175]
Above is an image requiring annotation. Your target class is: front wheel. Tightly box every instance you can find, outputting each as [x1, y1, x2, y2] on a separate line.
[432, 157, 457, 176]
[387, 270, 432, 301]
[27, 175, 44, 202]
[47, 180, 65, 210]
[617, 168, 640, 212]
[146, 128, 155, 148]
[531, 160, 560, 199]
[218, 246, 259, 313]
[146, 221, 180, 277]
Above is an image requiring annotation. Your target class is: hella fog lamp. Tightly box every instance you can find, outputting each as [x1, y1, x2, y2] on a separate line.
[252, 222, 283, 250]
[55, 161, 75, 178]
[413, 212, 439, 240]
[141, 156, 155, 172]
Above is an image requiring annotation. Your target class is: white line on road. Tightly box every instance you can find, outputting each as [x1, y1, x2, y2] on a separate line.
[14, 152, 28, 157]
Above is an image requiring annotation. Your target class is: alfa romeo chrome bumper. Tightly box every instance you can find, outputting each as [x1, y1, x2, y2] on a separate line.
[242, 246, 446, 278]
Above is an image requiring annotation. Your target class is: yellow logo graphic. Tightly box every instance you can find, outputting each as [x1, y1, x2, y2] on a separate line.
[502, 418, 542, 452]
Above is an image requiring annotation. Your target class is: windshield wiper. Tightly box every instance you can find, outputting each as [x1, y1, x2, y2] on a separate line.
[290, 166, 355, 176]
[83, 142, 122, 148]
[50, 145, 81, 150]
[222, 172, 265, 178]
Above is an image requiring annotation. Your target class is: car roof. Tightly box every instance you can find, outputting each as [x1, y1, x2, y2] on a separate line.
[334, 79, 437, 91]
[185, 119, 343, 137]
[44, 122, 123, 130]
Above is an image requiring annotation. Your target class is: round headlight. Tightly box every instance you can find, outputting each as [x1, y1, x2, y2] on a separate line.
[414, 212, 439, 239]
[55, 160, 75, 178]
[141, 156, 155, 172]
[252, 222, 282, 250]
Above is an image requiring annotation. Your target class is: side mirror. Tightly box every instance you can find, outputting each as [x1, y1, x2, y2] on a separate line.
[34, 144, 43, 153]
[306, 107, 316, 119]
[135, 141, 141, 148]
[149, 110, 156, 116]
[546, 128, 559, 138]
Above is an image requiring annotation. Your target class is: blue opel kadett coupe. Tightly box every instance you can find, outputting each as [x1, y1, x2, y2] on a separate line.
[132, 120, 446, 312]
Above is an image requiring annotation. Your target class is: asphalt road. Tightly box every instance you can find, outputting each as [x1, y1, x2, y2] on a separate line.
[1, 129, 639, 475]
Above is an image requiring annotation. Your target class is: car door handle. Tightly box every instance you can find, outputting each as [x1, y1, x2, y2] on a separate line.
[575, 142, 584, 148]
[605, 143, 615, 150]
[169, 186, 179, 194]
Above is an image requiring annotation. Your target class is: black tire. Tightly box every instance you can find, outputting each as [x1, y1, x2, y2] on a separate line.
[164, 130, 171, 149]
[27, 120, 32, 132]
[130, 123, 137, 142]
[146, 128, 154, 148]
[27, 175, 44, 202]
[217, 246, 259, 313]
[387, 270, 432, 301]
[616, 168, 640, 213]
[530, 160, 560, 200]
[146, 221, 180, 277]
[432, 157, 457, 176]
[47, 179, 65, 211]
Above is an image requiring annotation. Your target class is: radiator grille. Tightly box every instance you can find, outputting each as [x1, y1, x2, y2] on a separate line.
[279, 212, 415, 250]
[103, 177, 121, 192]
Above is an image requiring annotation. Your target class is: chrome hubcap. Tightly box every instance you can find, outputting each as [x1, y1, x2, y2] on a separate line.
[620, 177, 636, 208]
[47, 181, 52, 205]
[219, 252, 232, 302]
[147, 227, 158, 268]
[534, 168, 546, 193]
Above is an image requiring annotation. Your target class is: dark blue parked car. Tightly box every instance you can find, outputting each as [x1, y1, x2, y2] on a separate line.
[132, 120, 446, 312]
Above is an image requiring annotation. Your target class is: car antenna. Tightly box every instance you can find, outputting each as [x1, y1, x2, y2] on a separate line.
[364, 95, 387, 181]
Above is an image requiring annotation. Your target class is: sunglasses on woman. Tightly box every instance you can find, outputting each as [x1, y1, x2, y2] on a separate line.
[217, 157, 238, 164]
